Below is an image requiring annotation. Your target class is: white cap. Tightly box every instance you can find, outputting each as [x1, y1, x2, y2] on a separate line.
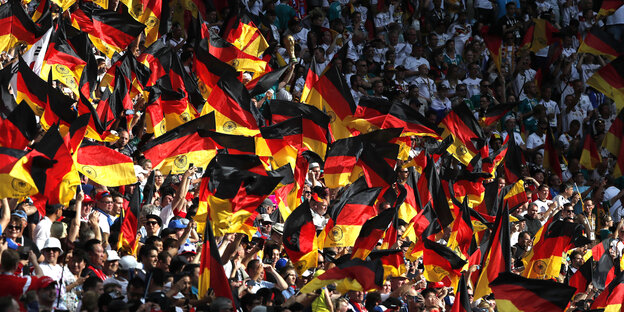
[259, 214, 273, 224]
[106, 250, 120, 261]
[178, 243, 197, 255]
[309, 162, 320, 169]
[119, 255, 139, 271]
[42, 237, 63, 255]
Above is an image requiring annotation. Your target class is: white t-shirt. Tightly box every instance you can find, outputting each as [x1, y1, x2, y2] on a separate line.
[462, 77, 482, 98]
[402, 56, 430, 83]
[160, 203, 175, 227]
[540, 99, 560, 128]
[34, 216, 53, 250]
[526, 133, 546, 156]
[534, 199, 553, 213]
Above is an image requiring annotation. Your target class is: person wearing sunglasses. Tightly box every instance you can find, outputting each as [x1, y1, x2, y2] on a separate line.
[5, 210, 40, 258]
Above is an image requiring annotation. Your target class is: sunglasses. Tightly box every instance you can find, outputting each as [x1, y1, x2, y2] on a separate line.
[146, 221, 159, 226]
[7, 225, 21, 230]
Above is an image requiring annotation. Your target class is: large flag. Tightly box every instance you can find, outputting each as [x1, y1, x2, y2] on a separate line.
[590, 271, 624, 311]
[569, 257, 593, 295]
[503, 132, 526, 183]
[120, 0, 169, 47]
[422, 238, 467, 288]
[368, 249, 406, 280]
[351, 207, 396, 260]
[70, 3, 146, 57]
[40, 28, 86, 96]
[578, 26, 624, 60]
[440, 102, 486, 166]
[246, 65, 290, 97]
[592, 238, 618, 290]
[482, 25, 502, 73]
[403, 203, 443, 261]
[447, 198, 475, 258]
[300, 258, 385, 294]
[490, 272, 576, 312]
[117, 183, 141, 255]
[450, 275, 473, 312]
[522, 220, 590, 280]
[323, 136, 364, 188]
[300, 57, 320, 103]
[140, 113, 216, 174]
[380, 103, 442, 139]
[602, 107, 624, 156]
[521, 18, 560, 53]
[587, 56, 624, 112]
[268, 100, 330, 160]
[255, 117, 302, 169]
[598, 0, 624, 17]
[304, 64, 356, 140]
[319, 179, 381, 248]
[75, 144, 137, 187]
[502, 180, 527, 212]
[283, 200, 319, 274]
[0, 0, 45, 52]
[15, 55, 48, 116]
[207, 31, 268, 74]
[543, 127, 564, 179]
[0, 147, 36, 199]
[193, 38, 237, 99]
[474, 204, 511, 299]
[417, 154, 454, 227]
[198, 217, 234, 301]
[0, 101, 38, 150]
[222, 14, 269, 58]
[202, 73, 262, 136]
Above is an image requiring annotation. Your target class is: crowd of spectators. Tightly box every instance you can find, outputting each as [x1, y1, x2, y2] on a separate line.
[1, 0, 624, 311]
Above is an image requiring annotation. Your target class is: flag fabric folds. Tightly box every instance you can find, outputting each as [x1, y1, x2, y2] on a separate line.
[490, 272, 576, 312]
[300, 258, 385, 294]
[283, 200, 319, 274]
[587, 56, 624, 113]
[76, 144, 137, 187]
[198, 217, 234, 301]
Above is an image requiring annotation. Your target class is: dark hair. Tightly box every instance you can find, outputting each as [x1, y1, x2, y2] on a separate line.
[45, 203, 63, 216]
[72, 249, 88, 264]
[83, 276, 103, 292]
[150, 268, 168, 287]
[83, 239, 102, 254]
[145, 236, 163, 246]
[139, 244, 158, 261]
[157, 251, 171, 263]
[1, 250, 19, 271]
[163, 237, 178, 250]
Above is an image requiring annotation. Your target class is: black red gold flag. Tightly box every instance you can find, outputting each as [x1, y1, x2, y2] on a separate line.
[324, 137, 364, 188]
[569, 257, 593, 295]
[480, 102, 515, 127]
[440, 102, 487, 166]
[422, 237, 467, 288]
[543, 127, 564, 179]
[598, 0, 624, 17]
[578, 26, 624, 60]
[368, 249, 406, 280]
[481, 25, 502, 73]
[450, 275, 473, 312]
[503, 132, 526, 183]
[192, 38, 237, 99]
[0, 101, 38, 150]
[222, 14, 269, 58]
[0, 0, 45, 52]
[198, 217, 235, 301]
[490, 272, 576, 312]
[0, 147, 35, 199]
[117, 183, 140, 255]
[587, 56, 624, 112]
[300, 57, 320, 103]
[589, 270, 624, 311]
[300, 258, 384, 293]
[474, 204, 511, 299]
[602, 107, 624, 156]
[502, 180, 527, 212]
[283, 200, 319, 274]
[255, 117, 302, 169]
[580, 133, 602, 170]
[381, 102, 442, 139]
[447, 197, 475, 258]
[15, 55, 48, 116]
[247, 65, 290, 97]
[76, 144, 137, 187]
[417, 154, 454, 227]
[592, 238, 619, 291]
[207, 31, 268, 74]
[521, 18, 560, 53]
[351, 207, 396, 260]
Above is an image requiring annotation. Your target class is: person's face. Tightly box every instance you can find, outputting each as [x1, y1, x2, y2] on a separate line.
[456, 86, 467, 98]
[539, 187, 549, 200]
[519, 233, 531, 247]
[565, 187, 574, 197]
[424, 292, 437, 307]
[374, 82, 384, 94]
[382, 281, 391, 294]
[157, 255, 170, 271]
[38, 285, 57, 303]
[91, 243, 105, 267]
[127, 284, 145, 302]
[350, 291, 364, 302]
[528, 205, 539, 217]
[94, 281, 104, 295]
[584, 200, 594, 212]
[311, 167, 321, 179]
[145, 218, 161, 236]
[6, 220, 23, 239]
[69, 258, 86, 275]
[143, 250, 158, 269]
[97, 196, 114, 214]
[572, 254, 583, 268]
[113, 196, 124, 215]
[42, 248, 60, 264]
[284, 270, 297, 286]
[311, 199, 328, 215]
[104, 260, 119, 275]
[116, 132, 129, 147]
[161, 194, 174, 207]
[179, 276, 192, 292]
[261, 221, 272, 234]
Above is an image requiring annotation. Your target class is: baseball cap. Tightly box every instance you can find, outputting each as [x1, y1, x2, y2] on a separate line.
[37, 276, 57, 289]
[309, 162, 320, 169]
[106, 250, 120, 261]
[119, 255, 139, 271]
[259, 214, 273, 224]
[168, 219, 187, 230]
[11, 210, 27, 221]
[177, 243, 197, 255]
[83, 194, 95, 203]
[42, 237, 64, 255]
[382, 297, 402, 309]
[275, 258, 288, 270]
[95, 191, 111, 201]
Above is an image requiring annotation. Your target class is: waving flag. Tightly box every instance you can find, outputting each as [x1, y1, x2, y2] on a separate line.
[283, 200, 319, 274]
[490, 272, 576, 312]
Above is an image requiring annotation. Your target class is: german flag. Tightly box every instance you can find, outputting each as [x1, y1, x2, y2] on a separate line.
[351, 207, 396, 260]
[353, 142, 399, 188]
[193, 38, 237, 99]
[75, 93, 118, 143]
[41, 28, 86, 96]
[144, 87, 166, 138]
[120, 0, 168, 47]
[71, 3, 145, 57]
[283, 200, 319, 274]
[300, 58, 320, 103]
[137, 40, 168, 87]
[246, 65, 290, 97]
[398, 167, 421, 229]
[590, 271, 624, 311]
[502, 180, 527, 211]
[198, 217, 234, 301]
[380, 103, 442, 139]
[578, 27, 623, 60]
[256, 117, 302, 169]
[200, 131, 257, 155]
[592, 238, 618, 290]
[569, 257, 593, 295]
[300, 258, 384, 293]
[481, 25, 502, 73]
[521, 18, 560, 53]
[31, 0, 49, 23]
[15, 56, 47, 116]
[304, 64, 356, 140]
[140, 113, 217, 174]
[75, 144, 137, 187]
[323, 137, 364, 188]
[0, 0, 43, 52]
[0, 147, 37, 199]
[580, 134, 602, 170]
[154, 85, 198, 131]
[417, 154, 454, 227]
[0, 101, 38, 150]
[197, 159, 282, 238]
[490, 272, 576, 312]
[348, 96, 392, 133]
[503, 133, 526, 183]
[451, 275, 473, 312]
[522, 220, 591, 280]
[117, 183, 141, 255]
[153, 46, 204, 109]
[369, 249, 406, 280]
[474, 204, 511, 299]
[422, 238, 466, 288]
[40, 73, 79, 134]
[268, 100, 330, 160]
[319, 180, 382, 248]
[207, 31, 268, 74]
[480, 102, 515, 127]
[543, 127, 564, 179]
[587, 56, 624, 112]
[598, 0, 624, 17]
[482, 138, 508, 178]
[223, 14, 269, 58]
[447, 198, 475, 258]
[12, 125, 80, 207]
[202, 73, 262, 136]
[603, 107, 624, 156]
[440, 102, 486, 166]
[403, 203, 442, 260]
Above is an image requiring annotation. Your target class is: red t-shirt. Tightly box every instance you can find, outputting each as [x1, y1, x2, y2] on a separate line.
[0, 274, 49, 311]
